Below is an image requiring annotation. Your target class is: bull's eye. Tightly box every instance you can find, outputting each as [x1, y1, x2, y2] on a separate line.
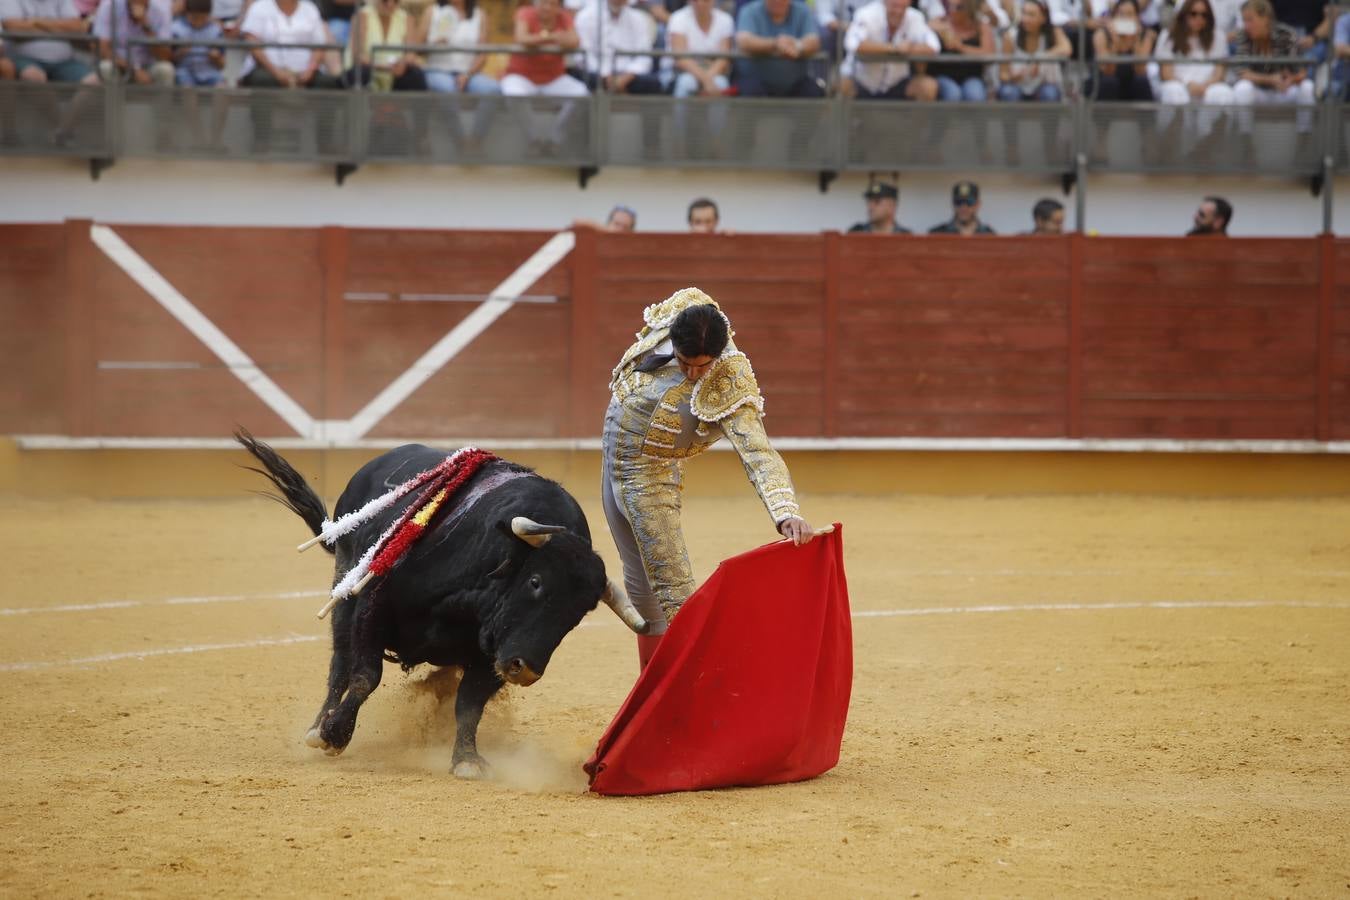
[528, 574, 542, 591]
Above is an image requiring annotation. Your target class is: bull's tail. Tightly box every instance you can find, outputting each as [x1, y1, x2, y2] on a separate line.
[234, 428, 333, 554]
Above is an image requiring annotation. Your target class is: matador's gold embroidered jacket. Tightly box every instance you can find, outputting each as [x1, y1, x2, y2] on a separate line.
[601, 288, 799, 620]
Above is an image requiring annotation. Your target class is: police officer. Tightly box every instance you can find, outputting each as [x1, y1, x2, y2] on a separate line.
[848, 181, 912, 234]
[929, 180, 997, 235]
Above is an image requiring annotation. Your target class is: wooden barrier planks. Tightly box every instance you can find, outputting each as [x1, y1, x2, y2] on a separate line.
[1081, 238, 1321, 439]
[0, 223, 1345, 445]
[835, 236, 1072, 437]
[343, 229, 572, 438]
[87, 225, 324, 436]
[0, 224, 68, 434]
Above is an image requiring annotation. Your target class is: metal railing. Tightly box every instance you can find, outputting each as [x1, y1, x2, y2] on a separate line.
[0, 38, 1341, 216]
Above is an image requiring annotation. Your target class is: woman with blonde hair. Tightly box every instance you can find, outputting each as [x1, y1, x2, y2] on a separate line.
[1230, 0, 1314, 160]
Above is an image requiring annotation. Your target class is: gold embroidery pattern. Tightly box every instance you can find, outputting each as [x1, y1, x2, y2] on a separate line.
[721, 405, 800, 524]
[691, 351, 765, 423]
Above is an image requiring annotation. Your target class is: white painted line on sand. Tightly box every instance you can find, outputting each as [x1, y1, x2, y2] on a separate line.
[2, 599, 1347, 673]
[0, 635, 323, 672]
[0, 590, 326, 617]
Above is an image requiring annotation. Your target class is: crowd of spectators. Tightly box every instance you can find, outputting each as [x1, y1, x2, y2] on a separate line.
[0, 0, 1342, 155]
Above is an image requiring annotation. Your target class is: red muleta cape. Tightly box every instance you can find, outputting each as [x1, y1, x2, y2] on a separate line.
[585, 524, 852, 796]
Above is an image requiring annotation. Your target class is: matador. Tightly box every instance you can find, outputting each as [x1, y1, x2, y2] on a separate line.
[600, 287, 814, 669]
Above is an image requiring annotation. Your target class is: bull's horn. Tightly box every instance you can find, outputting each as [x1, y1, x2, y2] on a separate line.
[602, 580, 650, 635]
[510, 516, 566, 548]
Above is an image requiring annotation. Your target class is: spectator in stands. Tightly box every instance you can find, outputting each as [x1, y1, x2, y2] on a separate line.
[665, 0, 733, 153]
[1231, 0, 1315, 160]
[996, 0, 1068, 164]
[502, 0, 587, 156]
[1155, 0, 1233, 155]
[421, 0, 501, 152]
[688, 196, 720, 232]
[573, 204, 639, 231]
[0, 0, 100, 85]
[317, 0, 355, 47]
[577, 0, 660, 94]
[171, 0, 228, 148]
[929, 180, 997, 234]
[1332, 7, 1350, 98]
[1272, 0, 1331, 56]
[842, 0, 940, 101]
[734, 0, 822, 97]
[1187, 195, 1231, 234]
[930, 0, 995, 101]
[238, 0, 343, 151]
[997, 0, 1070, 103]
[172, 0, 223, 87]
[0, 47, 14, 81]
[1029, 197, 1065, 233]
[577, 0, 662, 151]
[666, 0, 733, 98]
[93, 0, 175, 85]
[1093, 0, 1154, 99]
[607, 204, 637, 230]
[240, 0, 340, 89]
[848, 180, 912, 233]
[344, 0, 427, 91]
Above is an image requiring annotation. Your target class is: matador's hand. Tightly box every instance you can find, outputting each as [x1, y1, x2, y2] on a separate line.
[778, 516, 815, 546]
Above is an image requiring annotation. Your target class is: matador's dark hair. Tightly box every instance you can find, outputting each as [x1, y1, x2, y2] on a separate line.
[669, 304, 729, 360]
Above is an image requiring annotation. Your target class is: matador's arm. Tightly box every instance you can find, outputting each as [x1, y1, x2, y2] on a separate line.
[720, 404, 800, 526]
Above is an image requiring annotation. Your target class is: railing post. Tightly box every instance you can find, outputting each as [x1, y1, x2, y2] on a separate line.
[1074, 61, 1089, 232]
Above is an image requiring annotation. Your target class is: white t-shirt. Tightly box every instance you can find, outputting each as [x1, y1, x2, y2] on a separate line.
[1154, 27, 1227, 85]
[664, 5, 734, 75]
[424, 4, 484, 73]
[576, 3, 655, 76]
[239, 0, 329, 77]
[844, 1, 939, 93]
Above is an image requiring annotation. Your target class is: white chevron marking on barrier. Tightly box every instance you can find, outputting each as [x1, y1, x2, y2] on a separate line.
[90, 224, 316, 437]
[89, 225, 576, 442]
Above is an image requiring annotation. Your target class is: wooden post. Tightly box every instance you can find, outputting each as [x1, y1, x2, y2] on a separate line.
[568, 226, 597, 439]
[1067, 232, 1084, 438]
[822, 231, 840, 438]
[63, 218, 96, 437]
[1317, 233, 1334, 441]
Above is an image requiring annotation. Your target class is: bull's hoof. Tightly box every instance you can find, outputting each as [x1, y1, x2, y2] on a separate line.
[303, 727, 330, 750]
[451, 757, 488, 780]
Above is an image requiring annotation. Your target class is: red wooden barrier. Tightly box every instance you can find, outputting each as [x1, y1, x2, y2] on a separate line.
[0, 222, 1342, 443]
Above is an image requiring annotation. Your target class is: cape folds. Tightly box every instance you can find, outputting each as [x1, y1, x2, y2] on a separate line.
[585, 525, 853, 796]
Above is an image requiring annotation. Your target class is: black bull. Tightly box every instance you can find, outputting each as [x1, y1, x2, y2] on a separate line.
[236, 431, 649, 778]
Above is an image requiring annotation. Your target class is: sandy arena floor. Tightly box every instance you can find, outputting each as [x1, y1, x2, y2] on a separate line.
[1, 485, 1347, 897]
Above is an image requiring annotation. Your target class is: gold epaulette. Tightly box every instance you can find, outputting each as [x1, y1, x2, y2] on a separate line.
[691, 351, 764, 423]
